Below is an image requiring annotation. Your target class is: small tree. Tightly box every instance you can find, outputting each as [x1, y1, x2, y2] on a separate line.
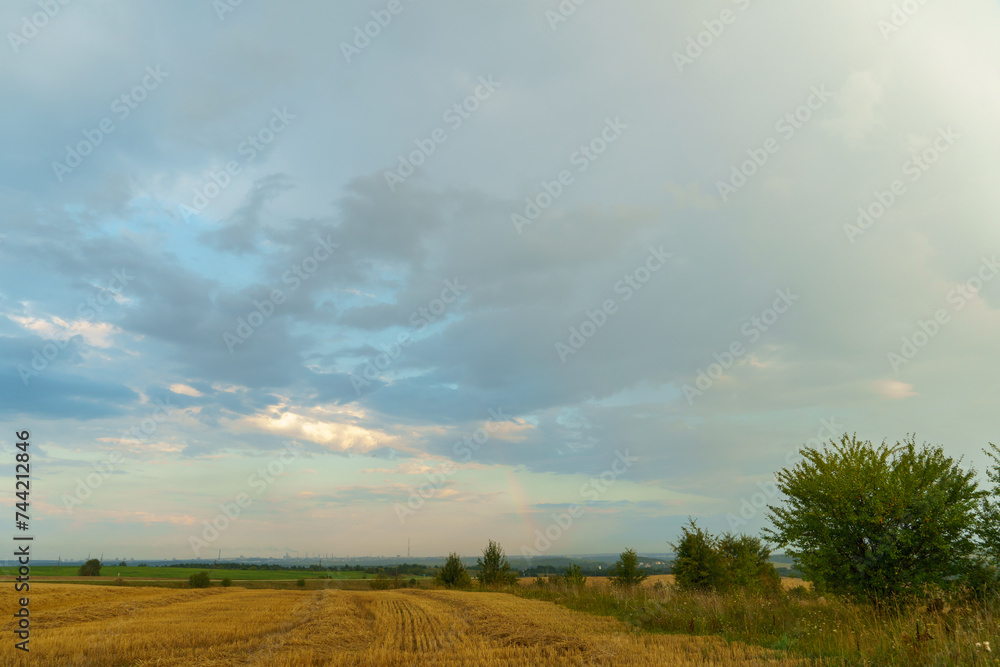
[296, 578, 306, 588]
[477, 540, 518, 588]
[717, 533, 782, 595]
[436, 553, 472, 588]
[221, 577, 232, 587]
[118, 560, 127, 567]
[610, 548, 648, 589]
[671, 521, 781, 594]
[671, 519, 722, 591]
[189, 571, 211, 588]
[765, 434, 985, 604]
[78, 559, 101, 577]
[564, 563, 587, 590]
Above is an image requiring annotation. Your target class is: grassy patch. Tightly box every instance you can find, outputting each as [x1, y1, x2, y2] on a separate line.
[513, 581, 1000, 666]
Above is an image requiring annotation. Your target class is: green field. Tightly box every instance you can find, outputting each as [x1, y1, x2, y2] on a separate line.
[0, 566, 429, 581]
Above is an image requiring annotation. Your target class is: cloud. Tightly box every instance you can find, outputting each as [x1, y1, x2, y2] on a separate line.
[873, 379, 917, 400]
[169, 383, 202, 397]
[7, 314, 120, 348]
[240, 407, 399, 454]
[2, 0, 999, 557]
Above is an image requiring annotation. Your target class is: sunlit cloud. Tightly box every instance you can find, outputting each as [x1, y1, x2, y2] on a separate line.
[8, 313, 120, 348]
[873, 379, 917, 400]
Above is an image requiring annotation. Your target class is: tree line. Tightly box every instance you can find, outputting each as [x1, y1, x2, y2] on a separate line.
[164, 561, 431, 575]
[435, 540, 651, 590]
[432, 435, 1000, 607]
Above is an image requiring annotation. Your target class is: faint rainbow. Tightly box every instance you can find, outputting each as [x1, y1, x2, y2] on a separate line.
[504, 469, 539, 542]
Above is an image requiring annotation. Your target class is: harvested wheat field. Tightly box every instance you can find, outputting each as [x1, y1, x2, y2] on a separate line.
[2, 584, 804, 666]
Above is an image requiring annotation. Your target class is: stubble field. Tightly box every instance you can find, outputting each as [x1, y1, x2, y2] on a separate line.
[3, 584, 803, 666]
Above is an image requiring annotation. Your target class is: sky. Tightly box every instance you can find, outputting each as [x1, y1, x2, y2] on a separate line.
[1, 0, 999, 561]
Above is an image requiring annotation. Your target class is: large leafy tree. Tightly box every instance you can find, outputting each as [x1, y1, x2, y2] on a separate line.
[765, 434, 985, 604]
[476, 540, 518, 588]
[436, 552, 472, 589]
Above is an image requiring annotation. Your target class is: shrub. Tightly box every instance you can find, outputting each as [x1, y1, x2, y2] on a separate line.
[221, 577, 232, 588]
[436, 553, 472, 589]
[671, 520, 723, 591]
[296, 578, 306, 588]
[717, 533, 782, 596]
[78, 559, 101, 577]
[189, 571, 211, 588]
[959, 558, 999, 602]
[476, 541, 518, 588]
[671, 521, 781, 595]
[369, 573, 392, 590]
[564, 563, 587, 590]
[610, 548, 648, 589]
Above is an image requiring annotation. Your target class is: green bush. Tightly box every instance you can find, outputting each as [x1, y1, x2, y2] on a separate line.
[564, 563, 587, 590]
[671, 520, 723, 591]
[609, 548, 648, 589]
[221, 577, 232, 587]
[476, 540, 518, 588]
[369, 573, 392, 590]
[717, 533, 782, 595]
[671, 521, 781, 595]
[189, 571, 211, 588]
[436, 553, 472, 588]
[78, 559, 101, 577]
[296, 578, 306, 588]
[958, 558, 999, 602]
